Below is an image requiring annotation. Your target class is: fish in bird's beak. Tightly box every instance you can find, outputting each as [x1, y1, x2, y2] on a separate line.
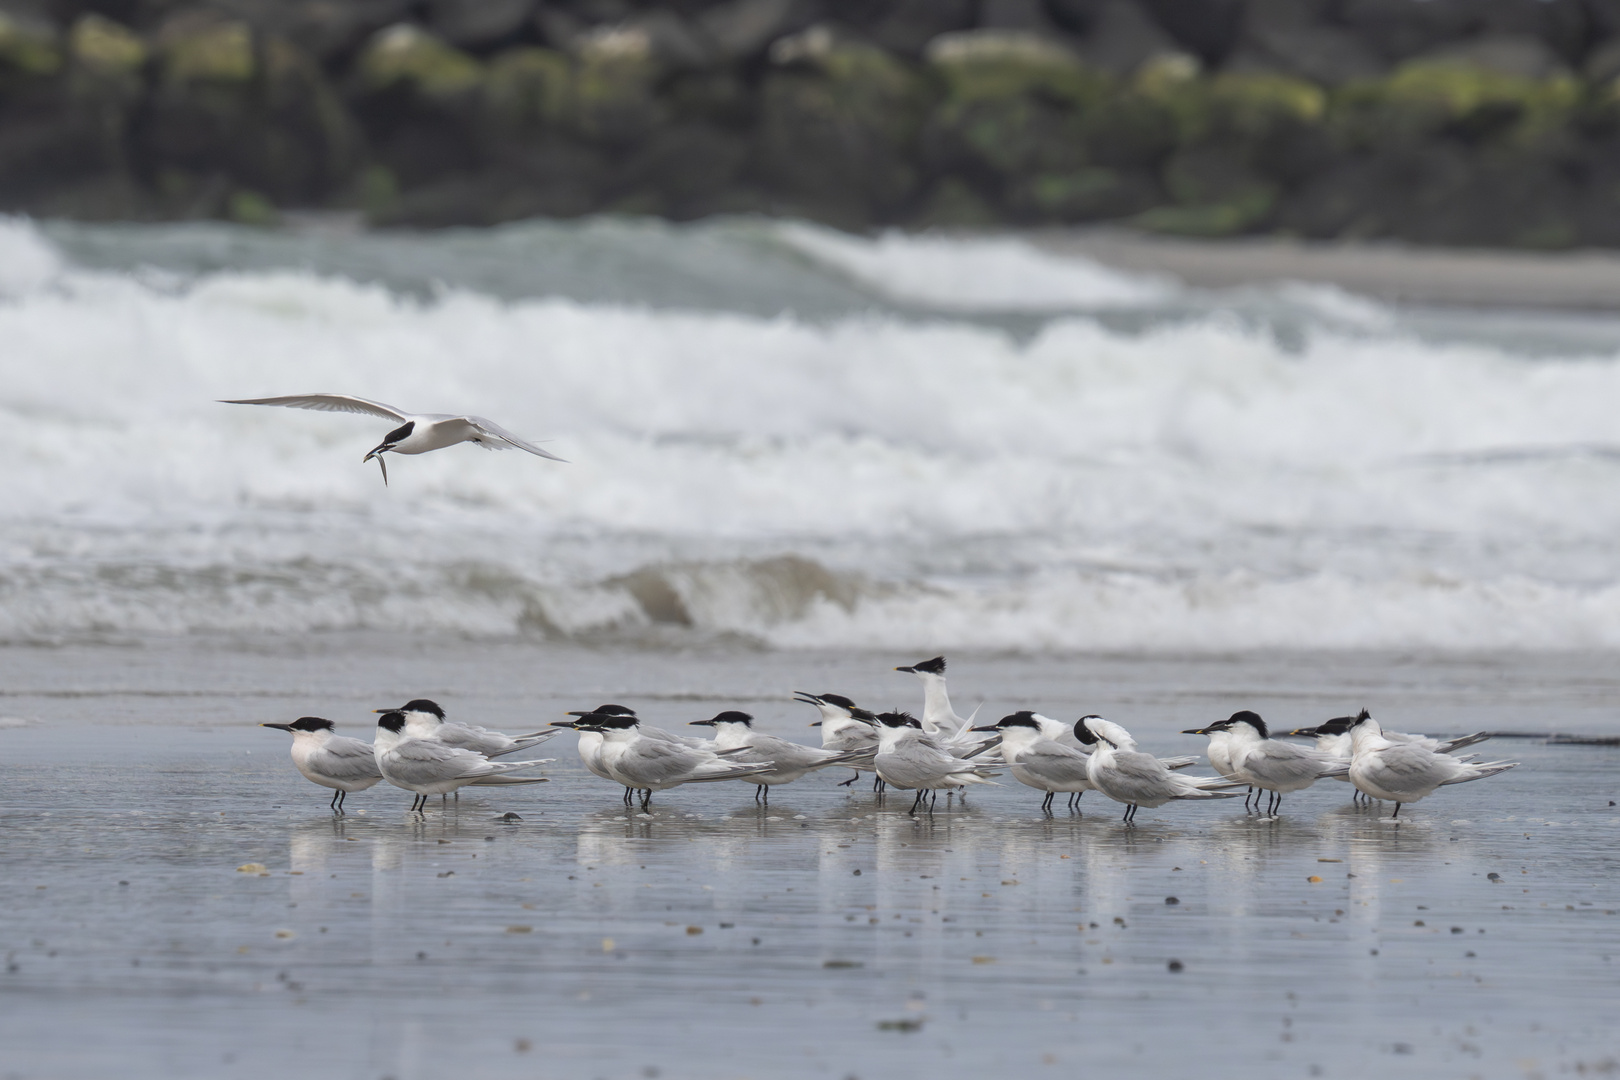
[260, 722, 292, 731]
[362, 443, 392, 485]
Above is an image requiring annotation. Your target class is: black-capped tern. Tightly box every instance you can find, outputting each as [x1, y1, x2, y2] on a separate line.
[688, 710, 874, 804]
[221, 393, 565, 484]
[871, 710, 1000, 816]
[1183, 711, 1349, 816]
[794, 691, 881, 790]
[373, 698, 560, 758]
[1346, 711, 1518, 817]
[573, 712, 776, 811]
[1074, 716, 1244, 823]
[374, 712, 550, 812]
[261, 716, 382, 812]
[972, 712, 1092, 812]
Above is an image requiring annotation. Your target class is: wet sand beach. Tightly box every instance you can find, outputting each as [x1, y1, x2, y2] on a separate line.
[1, 636, 1616, 1079]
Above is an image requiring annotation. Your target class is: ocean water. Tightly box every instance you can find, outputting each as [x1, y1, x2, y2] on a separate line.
[4, 214, 1620, 650]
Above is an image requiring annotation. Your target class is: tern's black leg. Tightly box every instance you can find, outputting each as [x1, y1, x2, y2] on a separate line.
[1392, 802, 1401, 819]
[640, 789, 652, 812]
[1042, 791, 1054, 813]
[930, 789, 938, 810]
[908, 790, 924, 816]
[329, 789, 341, 812]
[839, 771, 859, 787]
[623, 787, 633, 806]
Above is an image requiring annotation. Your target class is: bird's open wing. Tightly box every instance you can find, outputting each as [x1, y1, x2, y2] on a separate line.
[463, 415, 568, 462]
[220, 394, 409, 421]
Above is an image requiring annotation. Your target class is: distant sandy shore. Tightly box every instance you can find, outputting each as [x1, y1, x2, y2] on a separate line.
[1032, 228, 1620, 312]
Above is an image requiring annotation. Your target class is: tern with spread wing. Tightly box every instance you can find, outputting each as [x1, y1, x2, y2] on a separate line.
[221, 394, 565, 484]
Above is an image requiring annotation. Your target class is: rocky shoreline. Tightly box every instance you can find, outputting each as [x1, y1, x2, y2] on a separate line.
[3, 0, 1620, 247]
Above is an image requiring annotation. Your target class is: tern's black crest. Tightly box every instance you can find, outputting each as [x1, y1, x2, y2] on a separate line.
[1072, 716, 1101, 745]
[583, 713, 637, 730]
[400, 699, 445, 719]
[289, 716, 334, 733]
[377, 712, 407, 734]
[902, 656, 946, 675]
[592, 704, 636, 716]
[710, 711, 753, 726]
[383, 420, 415, 445]
[1317, 715, 1358, 735]
[1350, 709, 1374, 727]
[818, 693, 857, 710]
[876, 710, 918, 728]
[998, 712, 1041, 729]
[1228, 710, 1268, 737]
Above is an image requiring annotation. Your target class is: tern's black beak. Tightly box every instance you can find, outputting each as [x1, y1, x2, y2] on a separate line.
[373, 707, 404, 715]
[808, 720, 822, 727]
[969, 724, 999, 732]
[363, 443, 392, 486]
[1287, 727, 1318, 737]
[1181, 727, 1211, 735]
[894, 665, 914, 673]
[550, 719, 580, 729]
[688, 718, 715, 726]
[260, 722, 292, 731]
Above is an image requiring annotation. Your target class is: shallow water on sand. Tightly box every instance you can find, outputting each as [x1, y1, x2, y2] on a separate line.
[1, 637, 1617, 1079]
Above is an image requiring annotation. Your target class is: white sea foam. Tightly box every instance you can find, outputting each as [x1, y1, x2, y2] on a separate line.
[2, 217, 1620, 649]
[0, 215, 63, 295]
[774, 222, 1174, 310]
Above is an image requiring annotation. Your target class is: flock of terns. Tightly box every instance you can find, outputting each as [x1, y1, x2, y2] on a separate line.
[264, 657, 1519, 822]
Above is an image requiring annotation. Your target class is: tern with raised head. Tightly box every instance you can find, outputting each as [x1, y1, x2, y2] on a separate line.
[794, 691, 881, 790]
[221, 393, 565, 484]
[261, 716, 382, 812]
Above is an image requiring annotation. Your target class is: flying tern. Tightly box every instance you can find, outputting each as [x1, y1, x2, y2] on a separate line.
[221, 393, 565, 484]
[374, 712, 549, 812]
[261, 716, 382, 811]
[1346, 712, 1518, 817]
[1074, 716, 1244, 823]
[688, 710, 874, 804]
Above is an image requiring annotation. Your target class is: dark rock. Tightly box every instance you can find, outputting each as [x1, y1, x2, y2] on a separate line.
[1585, 35, 1620, 81]
[1138, 0, 1243, 65]
[1226, 24, 1386, 85]
[425, 0, 535, 48]
[1338, 0, 1482, 63]
[568, 20, 671, 146]
[864, 0, 974, 56]
[1009, 165, 1163, 220]
[756, 25, 932, 225]
[695, 0, 819, 62]
[1412, 33, 1572, 79]
[1074, 0, 1188, 76]
[615, 121, 749, 216]
[0, 1, 62, 77]
[979, 0, 1065, 35]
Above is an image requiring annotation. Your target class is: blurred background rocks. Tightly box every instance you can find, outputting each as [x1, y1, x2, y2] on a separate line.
[2, 0, 1620, 245]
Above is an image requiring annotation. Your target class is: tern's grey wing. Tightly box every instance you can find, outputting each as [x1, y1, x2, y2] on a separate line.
[315, 738, 384, 782]
[385, 740, 511, 784]
[747, 735, 837, 769]
[463, 415, 567, 462]
[619, 740, 711, 784]
[875, 744, 958, 788]
[1370, 743, 1448, 783]
[1013, 744, 1091, 787]
[437, 725, 511, 756]
[221, 394, 408, 421]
